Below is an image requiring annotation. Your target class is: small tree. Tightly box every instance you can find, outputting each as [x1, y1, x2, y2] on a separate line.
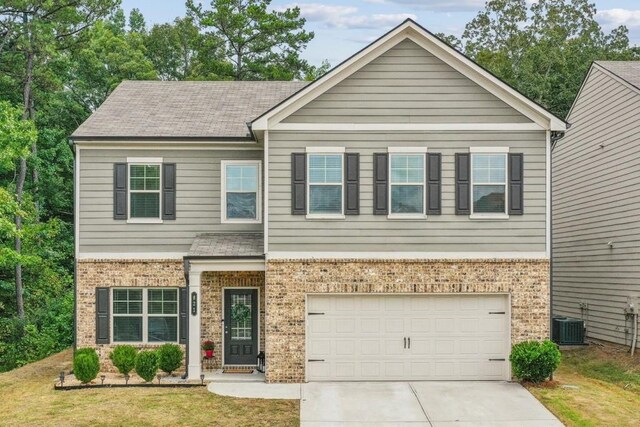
[135, 350, 158, 382]
[73, 348, 100, 384]
[157, 344, 183, 375]
[109, 345, 138, 375]
[510, 340, 561, 383]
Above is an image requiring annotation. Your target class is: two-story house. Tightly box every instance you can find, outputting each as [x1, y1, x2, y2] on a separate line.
[72, 20, 566, 383]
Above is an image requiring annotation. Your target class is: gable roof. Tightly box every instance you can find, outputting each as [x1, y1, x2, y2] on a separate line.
[251, 19, 566, 133]
[595, 61, 640, 92]
[71, 80, 307, 140]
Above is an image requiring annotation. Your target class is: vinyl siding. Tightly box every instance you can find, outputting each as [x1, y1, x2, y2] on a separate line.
[78, 148, 262, 254]
[268, 131, 547, 252]
[283, 40, 533, 124]
[552, 66, 640, 348]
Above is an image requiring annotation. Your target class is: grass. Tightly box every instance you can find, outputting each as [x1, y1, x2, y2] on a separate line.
[0, 349, 299, 427]
[527, 344, 640, 427]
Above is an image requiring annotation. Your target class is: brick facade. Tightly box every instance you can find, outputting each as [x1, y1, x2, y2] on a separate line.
[264, 259, 550, 383]
[76, 260, 265, 372]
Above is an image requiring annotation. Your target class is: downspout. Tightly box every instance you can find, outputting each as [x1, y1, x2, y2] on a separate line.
[182, 258, 190, 380]
[70, 138, 77, 354]
[550, 129, 567, 340]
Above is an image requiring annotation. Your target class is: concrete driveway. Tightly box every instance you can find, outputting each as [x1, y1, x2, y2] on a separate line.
[300, 382, 563, 426]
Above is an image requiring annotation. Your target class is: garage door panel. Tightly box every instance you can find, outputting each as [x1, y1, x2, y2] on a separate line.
[306, 294, 510, 381]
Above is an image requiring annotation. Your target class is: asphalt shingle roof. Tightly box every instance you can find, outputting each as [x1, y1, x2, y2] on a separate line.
[187, 233, 264, 258]
[72, 80, 307, 139]
[596, 61, 640, 92]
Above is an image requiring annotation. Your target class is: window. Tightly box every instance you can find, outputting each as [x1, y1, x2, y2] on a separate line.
[112, 288, 178, 343]
[129, 163, 161, 219]
[390, 153, 425, 216]
[222, 161, 261, 223]
[471, 153, 507, 216]
[307, 153, 343, 216]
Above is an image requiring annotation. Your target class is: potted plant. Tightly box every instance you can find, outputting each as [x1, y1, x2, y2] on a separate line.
[202, 340, 215, 359]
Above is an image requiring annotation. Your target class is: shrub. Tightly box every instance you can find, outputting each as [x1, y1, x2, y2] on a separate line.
[510, 340, 561, 383]
[109, 345, 138, 375]
[157, 344, 183, 375]
[135, 350, 158, 382]
[73, 348, 100, 384]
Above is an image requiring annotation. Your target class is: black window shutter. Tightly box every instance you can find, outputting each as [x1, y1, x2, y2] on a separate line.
[162, 163, 177, 220]
[96, 287, 110, 344]
[113, 163, 127, 220]
[373, 153, 389, 215]
[509, 153, 524, 215]
[455, 153, 471, 215]
[426, 153, 441, 215]
[345, 153, 360, 215]
[179, 287, 188, 344]
[291, 153, 306, 215]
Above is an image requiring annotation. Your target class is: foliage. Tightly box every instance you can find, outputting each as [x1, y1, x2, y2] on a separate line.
[73, 348, 100, 384]
[187, 0, 316, 80]
[510, 340, 561, 383]
[457, 0, 639, 118]
[202, 340, 215, 351]
[157, 344, 183, 375]
[135, 350, 158, 382]
[109, 345, 138, 375]
[231, 303, 251, 323]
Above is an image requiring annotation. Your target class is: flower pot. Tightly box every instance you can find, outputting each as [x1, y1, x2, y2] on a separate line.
[204, 350, 214, 359]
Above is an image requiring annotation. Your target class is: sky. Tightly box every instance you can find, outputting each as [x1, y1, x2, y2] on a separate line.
[120, 0, 640, 67]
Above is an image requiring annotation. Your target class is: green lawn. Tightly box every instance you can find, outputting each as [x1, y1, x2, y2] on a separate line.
[527, 345, 640, 427]
[0, 349, 299, 427]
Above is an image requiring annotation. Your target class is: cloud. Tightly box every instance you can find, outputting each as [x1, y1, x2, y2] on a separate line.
[362, 0, 484, 12]
[282, 3, 416, 29]
[597, 8, 640, 29]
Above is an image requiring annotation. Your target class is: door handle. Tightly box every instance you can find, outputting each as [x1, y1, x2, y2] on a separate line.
[404, 337, 406, 349]
[408, 337, 411, 349]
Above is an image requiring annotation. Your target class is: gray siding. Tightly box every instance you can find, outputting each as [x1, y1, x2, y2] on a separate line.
[79, 148, 262, 254]
[552, 66, 640, 348]
[268, 131, 547, 252]
[284, 40, 532, 124]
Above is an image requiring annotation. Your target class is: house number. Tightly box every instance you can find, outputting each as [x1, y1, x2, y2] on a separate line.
[191, 292, 197, 315]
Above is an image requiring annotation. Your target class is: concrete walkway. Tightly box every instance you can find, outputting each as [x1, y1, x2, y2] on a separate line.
[300, 382, 563, 426]
[208, 381, 301, 399]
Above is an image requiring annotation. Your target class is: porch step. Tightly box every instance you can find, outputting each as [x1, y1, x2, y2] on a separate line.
[204, 369, 265, 383]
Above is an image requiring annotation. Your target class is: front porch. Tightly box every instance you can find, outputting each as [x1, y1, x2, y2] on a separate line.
[184, 233, 266, 380]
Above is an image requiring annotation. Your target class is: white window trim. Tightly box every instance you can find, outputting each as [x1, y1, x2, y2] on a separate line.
[306, 149, 345, 220]
[469, 149, 510, 220]
[111, 288, 179, 345]
[127, 159, 163, 224]
[387, 150, 427, 220]
[221, 160, 262, 224]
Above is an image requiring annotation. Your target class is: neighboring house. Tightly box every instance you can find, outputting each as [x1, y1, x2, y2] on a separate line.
[72, 20, 565, 383]
[553, 61, 640, 351]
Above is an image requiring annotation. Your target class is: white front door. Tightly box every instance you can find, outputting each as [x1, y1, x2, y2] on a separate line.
[306, 294, 510, 381]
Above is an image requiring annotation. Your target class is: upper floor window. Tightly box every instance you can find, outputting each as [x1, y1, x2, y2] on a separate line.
[129, 163, 161, 220]
[307, 153, 343, 216]
[471, 152, 507, 216]
[390, 153, 425, 216]
[112, 288, 178, 343]
[222, 160, 261, 223]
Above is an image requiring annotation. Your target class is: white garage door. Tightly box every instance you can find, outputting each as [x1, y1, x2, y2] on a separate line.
[306, 294, 510, 381]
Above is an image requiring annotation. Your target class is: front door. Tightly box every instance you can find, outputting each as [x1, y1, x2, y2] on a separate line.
[224, 289, 258, 365]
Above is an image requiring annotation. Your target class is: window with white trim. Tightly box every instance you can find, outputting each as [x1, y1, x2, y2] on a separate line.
[471, 153, 507, 215]
[307, 153, 343, 215]
[129, 163, 161, 219]
[112, 288, 178, 343]
[222, 161, 261, 223]
[390, 154, 425, 215]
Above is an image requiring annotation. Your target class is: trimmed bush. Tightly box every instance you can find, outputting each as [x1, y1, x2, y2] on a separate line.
[135, 350, 158, 382]
[510, 340, 561, 383]
[109, 345, 138, 375]
[73, 348, 100, 384]
[157, 343, 183, 375]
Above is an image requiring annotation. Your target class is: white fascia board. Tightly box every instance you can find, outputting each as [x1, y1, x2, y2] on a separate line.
[266, 252, 549, 261]
[252, 20, 566, 133]
[189, 259, 266, 273]
[77, 252, 188, 260]
[271, 123, 545, 132]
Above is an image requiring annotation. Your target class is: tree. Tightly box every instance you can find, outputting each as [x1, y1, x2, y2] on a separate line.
[186, 0, 315, 80]
[458, 0, 638, 118]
